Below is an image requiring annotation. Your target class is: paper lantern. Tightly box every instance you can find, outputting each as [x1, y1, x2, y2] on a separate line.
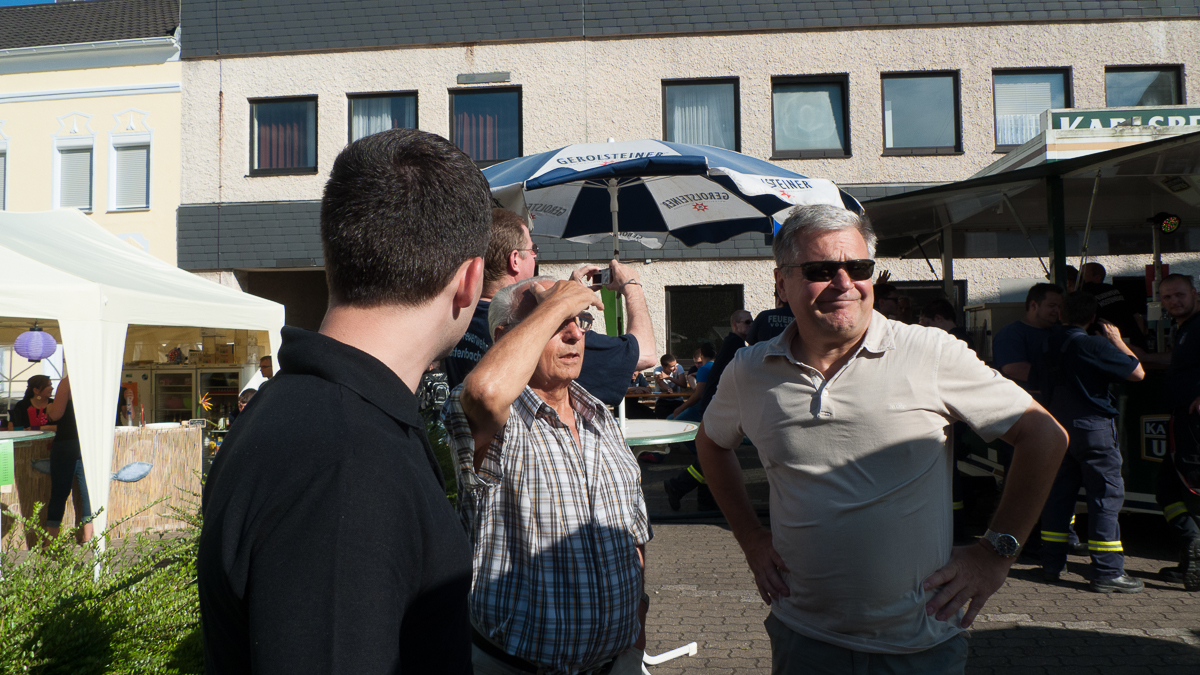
[14, 323, 57, 362]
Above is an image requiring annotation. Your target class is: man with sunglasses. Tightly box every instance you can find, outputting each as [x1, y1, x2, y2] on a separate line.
[445, 276, 651, 675]
[697, 204, 1067, 674]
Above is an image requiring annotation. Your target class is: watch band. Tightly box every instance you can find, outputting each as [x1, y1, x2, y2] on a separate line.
[981, 529, 1021, 558]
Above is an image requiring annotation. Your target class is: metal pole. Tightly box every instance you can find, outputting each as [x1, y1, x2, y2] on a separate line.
[941, 225, 955, 305]
[1079, 170, 1101, 271]
[1000, 193, 1050, 277]
[1153, 225, 1166, 353]
[1045, 175, 1069, 287]
[609, 178, 620, 261]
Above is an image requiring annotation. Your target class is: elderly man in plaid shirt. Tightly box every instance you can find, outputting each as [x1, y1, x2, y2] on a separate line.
[444, 275, 652, 675]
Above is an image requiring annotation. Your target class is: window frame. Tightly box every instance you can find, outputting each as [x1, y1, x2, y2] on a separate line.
[992, 67, 1073, 153]
[661, 77, 741, 152]
[248, 95, 319, 177]
[107, 131, 152, 212]
[880, 70, 963, 156]
[770, 73, 851, 159]
[53, 135, 95, 212]
[0, 135, 7, 212]
[1104, 65, 1185, 107]
[449, 85, 523, 168]
[346, 90, 419, 144]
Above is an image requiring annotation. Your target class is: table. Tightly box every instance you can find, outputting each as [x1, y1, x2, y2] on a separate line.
[622, 419, 698, 447]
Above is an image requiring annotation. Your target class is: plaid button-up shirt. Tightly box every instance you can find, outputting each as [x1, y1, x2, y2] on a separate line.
[444, 382, 651, 674]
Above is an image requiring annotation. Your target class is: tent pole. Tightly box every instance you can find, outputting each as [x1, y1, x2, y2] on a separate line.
[1079, 170, 1101, 271]
[941, 225, 955, 305]
[1153, 225, 1166, 353]
[1000, 193, 1050, 278]
[1045, 175, 1069, 288]
[609, 179, 620, 261]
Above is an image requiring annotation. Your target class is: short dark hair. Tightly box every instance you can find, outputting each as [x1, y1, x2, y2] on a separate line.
[1083, 262, 1106, 282]
[699, 341, 717, 359]
[259, 355, 271, 364]
[1025, 283, 1064, 310]
[320, 129, 492, 307]
[1064, 291, 1098, 326]
[1163, 273, 1196, 290]
[1065, 265, 1078, 285]
[660, 353, 676, 368]
[875, 283, 898, 299]
[920, 299, 956, 322]
[238, 388, 258, 405]
[484, 208, 529, 285]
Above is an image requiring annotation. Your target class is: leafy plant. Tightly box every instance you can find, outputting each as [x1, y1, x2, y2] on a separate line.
[0, 493, 203, 674]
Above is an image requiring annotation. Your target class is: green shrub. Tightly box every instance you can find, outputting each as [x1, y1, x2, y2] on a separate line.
[0, 497, 203, 675]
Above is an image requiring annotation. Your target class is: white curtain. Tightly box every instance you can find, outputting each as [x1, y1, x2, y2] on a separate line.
[995, 81, 1052, 146]
[668, 84, 735, 150]
[773, 85, 843, 152]
[351, 97, 416, 142]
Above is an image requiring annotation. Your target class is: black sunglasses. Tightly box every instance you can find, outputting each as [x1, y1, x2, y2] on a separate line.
[780, 259, 876, 282]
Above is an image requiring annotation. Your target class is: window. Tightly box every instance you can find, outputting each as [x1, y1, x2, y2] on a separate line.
[665, 284, 744, 361]
[113, 144, 150, 209]
[250, 97, 317, 175]
[450, 87, 521, 166]
[348, 93, 417, 143]
[1106, 67, 1183, 107]
[993, 70, 1070, 148]
[772, 75, 849, 158]
[882, 73, 960, 155]
[663, 79, 739, 151]
[56, 144, 93, 211]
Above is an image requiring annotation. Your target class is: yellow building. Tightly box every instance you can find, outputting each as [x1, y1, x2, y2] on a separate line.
[0, 0, 181, 264]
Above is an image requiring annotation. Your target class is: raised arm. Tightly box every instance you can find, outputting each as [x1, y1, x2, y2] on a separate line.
[47, 375, 71, 422]
[608, 261, 657, 370]
[461, 281, 602, 468]
[1098, 320, 1145, 382]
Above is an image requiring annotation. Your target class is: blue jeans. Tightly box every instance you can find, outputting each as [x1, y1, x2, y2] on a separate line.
[765, 614, 967, 675]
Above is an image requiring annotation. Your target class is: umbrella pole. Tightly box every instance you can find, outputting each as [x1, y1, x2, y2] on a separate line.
[608, 178, 629, 435]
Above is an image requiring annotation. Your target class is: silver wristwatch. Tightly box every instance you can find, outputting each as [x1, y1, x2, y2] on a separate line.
[981, 529, 1021, 558]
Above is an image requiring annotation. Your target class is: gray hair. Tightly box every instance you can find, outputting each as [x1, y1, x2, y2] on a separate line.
[488, 275, 558, 339]
[772, 204, 877, 270]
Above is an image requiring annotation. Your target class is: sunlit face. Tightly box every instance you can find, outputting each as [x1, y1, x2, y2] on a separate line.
[1161, 279, 1198, 320]
[535, 313, 587, 386]
[1029, 292, 1063, 328]
[775, 229, 875, 343]
[515, 224, 537, 281]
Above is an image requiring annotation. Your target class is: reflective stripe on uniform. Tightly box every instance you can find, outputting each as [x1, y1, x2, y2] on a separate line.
[1165, 501, 1189, 522]
[1041, 530, 1070, 543]
[687, 465, 706, 484]
[1088, 539, 1124, 552]
[952, 501, 964, 511]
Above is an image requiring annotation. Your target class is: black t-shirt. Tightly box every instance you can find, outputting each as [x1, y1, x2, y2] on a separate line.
[10, 398, 33, 428]
[443, 299, 491, 391]
[698, 331, 746, 413]
[1046, 325, 1139, 417]
[576, 331, 641, 407]
[51, 399, 79, 443]
[198, 327, 473, 675]
[1081, 281, 1147, 350]
[1168, 312, 1200, 410]
[748, 306, 794, 345]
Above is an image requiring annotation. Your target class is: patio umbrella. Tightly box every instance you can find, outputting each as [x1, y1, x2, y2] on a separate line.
[484, 139, 862, 256]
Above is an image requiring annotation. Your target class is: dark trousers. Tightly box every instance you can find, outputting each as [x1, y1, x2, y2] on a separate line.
[47, 439, 81, 525]
[1157, 451, 1200, 543]
[1040, 415, 1125, 579]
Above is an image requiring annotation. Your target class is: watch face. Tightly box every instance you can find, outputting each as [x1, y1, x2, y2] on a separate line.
[993, 533, 1020, 556]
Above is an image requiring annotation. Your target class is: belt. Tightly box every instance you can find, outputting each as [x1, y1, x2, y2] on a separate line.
[470, 628, 617, 675]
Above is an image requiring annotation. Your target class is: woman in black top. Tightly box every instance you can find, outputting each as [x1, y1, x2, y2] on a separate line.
[46, 375, 92, 542]
[7, 375, 56, 431]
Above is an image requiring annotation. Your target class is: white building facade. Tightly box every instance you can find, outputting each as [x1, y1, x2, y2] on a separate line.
[177, 0, 1200, 355]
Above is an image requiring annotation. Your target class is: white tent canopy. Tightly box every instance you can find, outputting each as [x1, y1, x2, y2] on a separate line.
[0, 209, 285, 542]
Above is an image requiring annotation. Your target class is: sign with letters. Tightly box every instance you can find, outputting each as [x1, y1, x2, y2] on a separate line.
[1050, 107, 1200, 131]
[1141, 415, 1171, 463]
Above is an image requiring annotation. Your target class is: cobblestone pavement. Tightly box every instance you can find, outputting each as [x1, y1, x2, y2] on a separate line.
[639, 449, 1200, 674]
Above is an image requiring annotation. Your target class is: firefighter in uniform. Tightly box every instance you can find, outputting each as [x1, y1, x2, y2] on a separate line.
[1155, 273, 1200, 590]
[1040, 291, 1146, 593]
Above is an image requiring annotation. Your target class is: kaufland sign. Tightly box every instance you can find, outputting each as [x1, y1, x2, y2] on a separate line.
[1050, 106, 1200, 130]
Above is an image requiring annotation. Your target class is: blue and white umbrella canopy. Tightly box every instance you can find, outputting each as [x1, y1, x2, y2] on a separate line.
[484, 139, 863, 250]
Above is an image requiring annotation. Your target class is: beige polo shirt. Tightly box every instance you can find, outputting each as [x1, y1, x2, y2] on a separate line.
[703, 311, 1031, 654]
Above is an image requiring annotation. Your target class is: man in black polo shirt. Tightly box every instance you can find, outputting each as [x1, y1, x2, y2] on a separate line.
[1081, 262, 1148, 353]
[198, 129, 491, 674]
[1156, 273, 1200, 590]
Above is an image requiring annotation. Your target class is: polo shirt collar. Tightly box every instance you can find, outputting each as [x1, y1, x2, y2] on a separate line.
[276, 326, 424, 430]
[761, 309, 895, 365]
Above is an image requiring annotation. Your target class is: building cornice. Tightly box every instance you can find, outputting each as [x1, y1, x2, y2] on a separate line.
[0, 82, 181, 104]
[0, 35, 178, 60]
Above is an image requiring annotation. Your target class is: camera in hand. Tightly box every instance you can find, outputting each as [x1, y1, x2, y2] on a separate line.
[591, 269, 612, 285]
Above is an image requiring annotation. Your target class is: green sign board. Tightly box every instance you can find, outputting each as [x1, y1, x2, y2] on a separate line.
[1051, 107, 1200, 130]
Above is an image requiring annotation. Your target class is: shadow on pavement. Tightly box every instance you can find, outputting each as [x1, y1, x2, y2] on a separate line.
[966, 626, 1200, 674]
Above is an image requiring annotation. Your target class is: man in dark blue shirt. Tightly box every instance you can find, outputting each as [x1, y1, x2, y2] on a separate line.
[747, 304, 794, 345]
[443, 208, 538, 390]
[992, 283, 1064, 403]
[1039, 292, 1145, 593]
[1155, 273, 1200, 590]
